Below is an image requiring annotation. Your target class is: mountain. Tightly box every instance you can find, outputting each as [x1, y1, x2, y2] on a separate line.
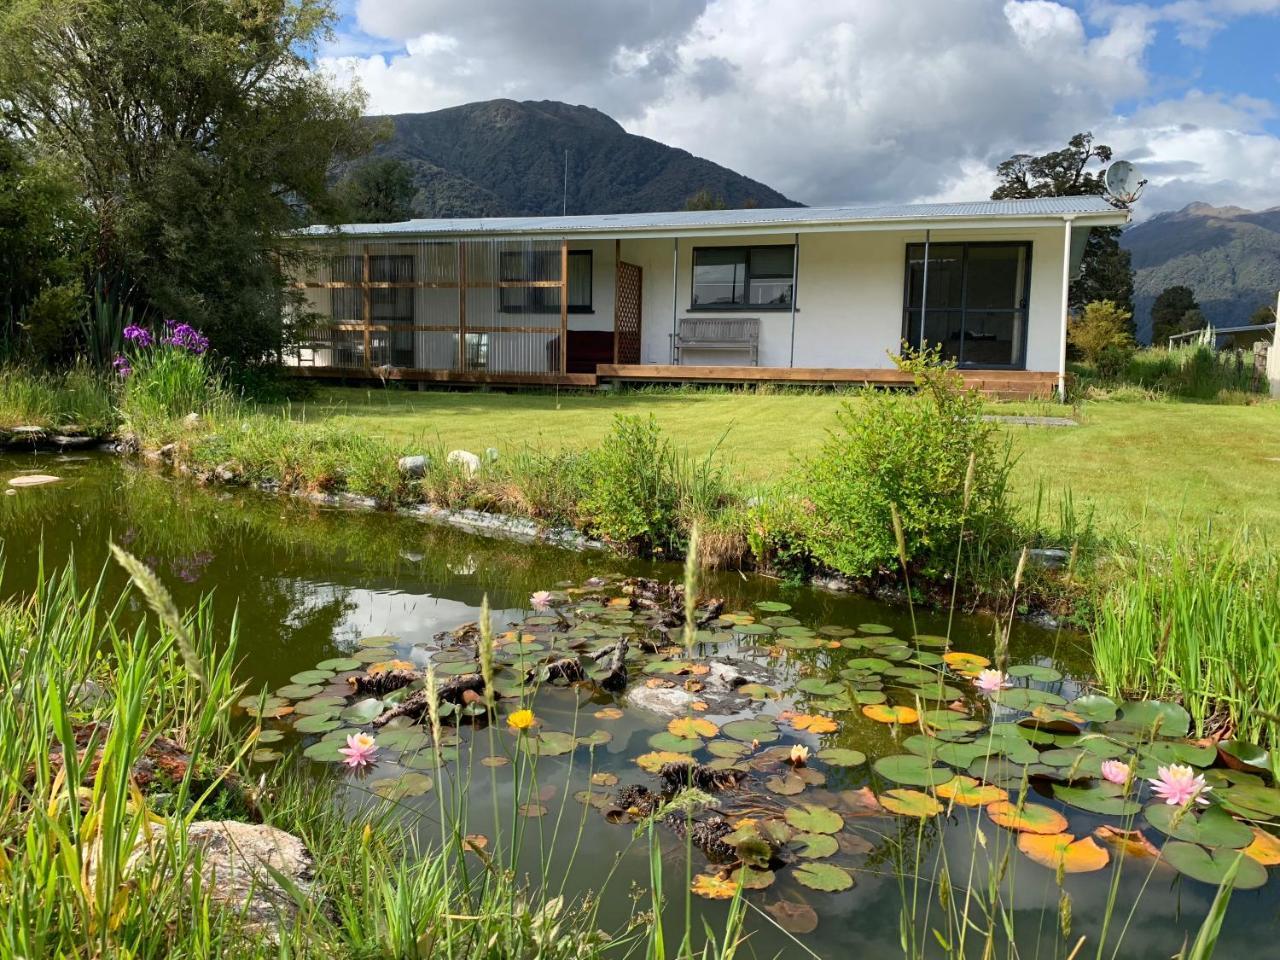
[1122, 202, 1280, 342]
[366, 99, 800, 218]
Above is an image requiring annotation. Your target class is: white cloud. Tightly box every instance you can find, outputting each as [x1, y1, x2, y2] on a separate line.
[318, 0, 1280, 215]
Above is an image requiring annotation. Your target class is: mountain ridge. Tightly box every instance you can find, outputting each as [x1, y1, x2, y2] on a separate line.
[369, 99, 801, 218]
[1121, 201, 1280, 340]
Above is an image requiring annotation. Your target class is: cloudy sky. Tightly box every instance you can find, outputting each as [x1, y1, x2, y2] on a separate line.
[318, 0, 1280, 217]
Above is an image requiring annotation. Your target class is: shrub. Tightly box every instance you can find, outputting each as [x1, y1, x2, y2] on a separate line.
[1068, 299, 1133, 365]
[796, 349, 1014, 579]
[579, 414, 683, 556]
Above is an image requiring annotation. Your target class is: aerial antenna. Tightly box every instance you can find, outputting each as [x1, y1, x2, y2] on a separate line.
[1103, 160, 1146, 207]
[562, 148, 569, 216]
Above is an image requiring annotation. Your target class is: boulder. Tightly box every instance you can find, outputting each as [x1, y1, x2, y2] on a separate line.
[99, 820, 312, 942]
[182, 412, 202, 430]
[397, 454, 428, 477]
[625, 658, 780, 719]
[446, 449, 481, 476]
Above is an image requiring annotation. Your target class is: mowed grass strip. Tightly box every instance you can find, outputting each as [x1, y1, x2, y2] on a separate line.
[271, 387, 1280, 541]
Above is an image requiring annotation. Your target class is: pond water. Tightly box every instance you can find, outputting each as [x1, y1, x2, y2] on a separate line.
[3, 450, 1279, 958]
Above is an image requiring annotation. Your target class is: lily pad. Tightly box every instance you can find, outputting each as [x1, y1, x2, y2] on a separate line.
[874, 754, 950, 787]
[1160, 842, 1267, 890]
[1006, 664, 1063, 683]
[722, 718, 779, 743]
[1221, 783, 1280, 819]
[862, 704, 919, 725]
[294, 714, 342, 734]
[882, 788, 943, 818]
[647, 732, 702, 753]
[859, 623, 894, 635]
[276, 683, 323, 700]
[302, 739, 344, 762]
[793, 862, 854, 892]
[1068, 694, 1119, 724]
[737, 683, 781, 700]
[522, 731, 578, 757]
[792, 833, 839, 858]
[371, 772, 434, 799]
[755, 601, 792, 612]
[764, 900, 819, 934]
[796, 678, 845, 697]
[1017, 833, 1109, 873]
[669, 716, 719, 738]
[1145, 803, 1252, 849]
[986, 801, 1069, 834]
[316, 657, 361, 672]
[290, 669, 335, 685]
[784, 803, 844, 834]
[936, 776, 1008, 807]
[340, 698, 385, 724]
[1110, 700, 1191, 739]
[817, 747, 866, 767]
[1054, 783, 1142, 816]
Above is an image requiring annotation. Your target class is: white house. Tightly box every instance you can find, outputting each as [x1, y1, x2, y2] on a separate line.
[290, 196, 1128, 398]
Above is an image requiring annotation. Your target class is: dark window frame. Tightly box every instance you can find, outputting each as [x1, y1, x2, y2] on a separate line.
[690, 244, 795, 311]
[900, 240, 1033, 370]
[499, 249, 592, 314]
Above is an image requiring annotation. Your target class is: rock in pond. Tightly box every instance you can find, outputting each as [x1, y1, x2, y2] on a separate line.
[8, 474, 60, 488]
[626, 658, 780, 719]
[446, 449, 481, 475]
[398, 454, 428, 477]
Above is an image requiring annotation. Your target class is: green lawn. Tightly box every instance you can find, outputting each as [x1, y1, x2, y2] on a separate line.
[274, 386, 1280, 542]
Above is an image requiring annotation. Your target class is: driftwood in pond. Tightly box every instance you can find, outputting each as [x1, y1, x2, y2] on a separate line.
[348, 669, 419, 697]
[534, 658, 587, 684]
[658, 760, 747, 794]
[371, 673, 484, 727]
[620, 577, 724, 631]
[597, 637, 628, 692]
[666, 814, 736, 863]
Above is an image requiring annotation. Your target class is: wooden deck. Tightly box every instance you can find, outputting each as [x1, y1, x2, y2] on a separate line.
[596, 365, 1060, 399]
[286, 364, 1060, 399]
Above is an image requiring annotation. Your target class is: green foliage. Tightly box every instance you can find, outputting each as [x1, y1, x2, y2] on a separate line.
[1151, 285, 1201, 344]
[796, 350, 1014, 578]
[0, 133, 88, 343]
[579, 414, 684, 556]
[334, 155, 416, 223]
[0, 0, 374, 366]
[1091, 535, 1280, 749]
[1078, 342, 1262, 400]
[684, 188, 728, 210]
[0, 364, 117, 432]
[1068, 300, 1134, 364]
[19, 283, 83, 365]
[991, 132, 1133, 311]
[120, 349, 230, 437]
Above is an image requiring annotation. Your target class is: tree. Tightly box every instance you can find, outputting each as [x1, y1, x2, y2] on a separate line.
[992, 132, 1134, 322]
[1249, 303, 1276, 326]
[335, 157, 416, 223]
[0, 0, 375, 366]
[1150, 285, 1200, 344]
[1069, 300, 1133, 364]
[685, 188, 727, 211]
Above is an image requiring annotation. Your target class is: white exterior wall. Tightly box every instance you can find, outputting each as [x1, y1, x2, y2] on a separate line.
[624, 225, 1069, 371]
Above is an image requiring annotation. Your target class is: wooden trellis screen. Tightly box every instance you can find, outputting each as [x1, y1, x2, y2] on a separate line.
[291, 236, 570, 377]
[614, 260, 642, 364]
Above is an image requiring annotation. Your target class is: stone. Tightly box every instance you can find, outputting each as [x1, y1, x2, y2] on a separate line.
[8, 474, 60, 488]
[446, 449, 481, 476]
[101, 820, 312, 942]
[182, 412, 202, 429]
[1025, 547, 1071, 570]
[214, 463, 240, 483]
[483, 447, 499, 463]
[398, 454, 428, 477]
[625, 658, 780, 719]
[53, 435, 94, 448]
[157, 443, 177, 460]
[11, 425, 46, 437]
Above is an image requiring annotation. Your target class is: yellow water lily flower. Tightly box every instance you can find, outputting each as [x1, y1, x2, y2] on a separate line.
[507, 708, 536, 731]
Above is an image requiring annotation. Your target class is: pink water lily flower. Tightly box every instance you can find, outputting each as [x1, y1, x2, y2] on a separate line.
[973, 669, 1012, 695]
[530, 590, 554, 609]
[1100, 759, 1131, 786]
[338, 732, 378, 768]
[1148, 763, 1209, 806]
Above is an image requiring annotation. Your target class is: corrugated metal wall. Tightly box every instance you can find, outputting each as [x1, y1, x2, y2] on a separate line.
[290, 236, 566, 376]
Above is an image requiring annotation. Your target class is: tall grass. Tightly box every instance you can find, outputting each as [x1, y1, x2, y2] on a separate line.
[0, 364, 117, 433]
[1078, 343, 1266, 402]
[119, 349, 234, 439]
[1090, 533, 1280, 749]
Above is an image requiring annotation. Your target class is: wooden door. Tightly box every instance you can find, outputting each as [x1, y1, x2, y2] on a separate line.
[614, 260, 642, 364]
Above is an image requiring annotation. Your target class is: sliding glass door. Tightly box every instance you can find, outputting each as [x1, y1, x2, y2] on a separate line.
[902, 242, 1031, 368]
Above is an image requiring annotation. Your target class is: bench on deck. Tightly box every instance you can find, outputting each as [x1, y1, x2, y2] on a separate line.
[672, 317, 760, 366]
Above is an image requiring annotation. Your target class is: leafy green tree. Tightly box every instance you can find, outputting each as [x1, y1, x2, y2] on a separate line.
[992, 132, 1134, 321]
[335, 157, 416, 223]
[1249, 303, 1276, 326]
[0, 0, 374, 366]
[1069, 300, 1134, 364]
[1151, 285, 1200, 344]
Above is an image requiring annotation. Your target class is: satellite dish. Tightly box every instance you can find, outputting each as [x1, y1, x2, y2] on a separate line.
[1104, 161, 1146, 205]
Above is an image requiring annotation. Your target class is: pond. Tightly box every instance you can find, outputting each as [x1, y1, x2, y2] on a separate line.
[3, 450, 1279, 958]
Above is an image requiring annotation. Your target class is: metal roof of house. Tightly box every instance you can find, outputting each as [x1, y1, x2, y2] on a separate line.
[304, 195, 1128, 239]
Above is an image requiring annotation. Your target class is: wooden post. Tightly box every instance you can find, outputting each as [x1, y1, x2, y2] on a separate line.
[559, 238, 569, 376]
[362, 246, 372, 370]
[613, 238, 621, 364]
[457, 240, 467, 371]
